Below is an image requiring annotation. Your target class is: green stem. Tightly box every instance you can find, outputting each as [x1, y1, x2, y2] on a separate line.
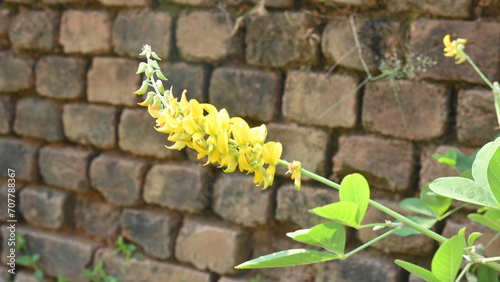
[482, 256, 500, 263]
[483, 261, 500, 272]
[278, 160, 447, 243]
[455, 262, 471, 282]
[460, 50, 495, 91]
[344, 227, 402, 259]
[437, 203, 467, 221]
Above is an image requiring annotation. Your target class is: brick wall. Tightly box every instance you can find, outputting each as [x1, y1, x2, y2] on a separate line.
[0, 0, 499, 281]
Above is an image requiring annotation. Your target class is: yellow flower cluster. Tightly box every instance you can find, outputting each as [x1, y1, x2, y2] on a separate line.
[443, 34, 467, 64]
[135, 45, 282, 189]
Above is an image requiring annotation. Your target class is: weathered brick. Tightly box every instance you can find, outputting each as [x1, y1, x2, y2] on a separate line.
[387, 0, 470, 18]
[363, 80, 450, 140]
[90, 154, 148, 206]
[59, 10, 111, 54]
[315, 250, 404, 282]
[169, 0, 212, 6]
[95, 248, 214, 282]
[98, 0, 150, 6]
[118, 109, 182, 159]
[176, 216, 251, 274]
[14, 271, 48, 282]
[158, 62, 207, 102]
[249, 0, 293, 7]
[283, 71, 358, 128]
[19, 186, 74, 229]
[322, 18, 402, 72]
[276, 184, 339, 228]
[267, 123, 329, 176]
[143, 164, 210, 213]
[358, 199, 436, 256]
[442, 217, 500, 258]
[113, 11, 172, 59]
[410, 20, 500, 84]
[457, 89, 498, 146]
[9, 11, 58, 52]
[0, 10, 12, 50]
[13, 97, 64, 142]
[0, 181, 21, 221]
[213, 174, 273, 227]
[209, 67, 280, 122]
[87, 57, 140, 106]
[333, 135, 414, 192]
[419, 145, 468, 187]
[1, 227, 98, 281]
[74, 196, 120, 241]
[120, 209, 181, 259]
[62, 103, 118, 149]
[0, 138, 39, 181]
[246, 12, 318, 68]
[0, 51, 33, 92]
[42, 0, 86, 3]
[176, 10, 242, 62]
[0, 96, 14, 134]
[35, 56, 86, 99]
[308, 0, 376, 6]
[39, 145, 95, 191]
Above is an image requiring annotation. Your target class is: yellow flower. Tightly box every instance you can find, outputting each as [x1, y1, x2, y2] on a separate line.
[286, 161, 302, 190]
[443, 34, 467, 64]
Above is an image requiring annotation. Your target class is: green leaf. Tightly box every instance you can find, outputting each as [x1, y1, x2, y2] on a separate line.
[34, 269, 44, 280]
[468, 209, 500, 232]
[395, 260, 439, 282]
[399, 197, 436, 217]
[487, 146, 500, 203]
[467, 232, 483, 247]
[429, 177, 498, 208]
[477, 264, 499, 282]
[17, 255, 32, 266]
[31, 253, 41, 263]
[433, 149, 457, 167]
[310, 202, 360, 228]
[432, 234, 465, 282]
[456, 150, 477, 171]
[420, 184, 452, 217]
[339, 173, 370, 225]
[472, 138, 500, 195]
[395, 216, 437, 236]
[459, 169, 474, 180]
[235, 249, 338, 269]
[306, 222, 346, 254]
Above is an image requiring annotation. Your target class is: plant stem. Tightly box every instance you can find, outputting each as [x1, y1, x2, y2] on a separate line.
[344, 227, 402, 259]
[438, 204, 467, 221]
[460, 50, 495, 91]
[278, 160, 447, 243]
[455, 262, 471, 282]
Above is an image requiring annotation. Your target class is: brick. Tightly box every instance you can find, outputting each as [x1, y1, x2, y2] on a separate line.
[98, 0, 150, 6]
[457, 89, 498, 146]
[118, 109, 182, 159]
[39, 145, 95, 191]
[169, 0, 212, 6]
[0, 96, 14, 134]
[250, 0, 293, 7]
[176, 10, 242, 62]
[59, 10, 111, 54]
[74, 196, 120, 241]
[419, 145, 467, 187]
[246, 12, 318, 68]
[322, 18, 402, 72]
[143, 164, 210, 213]
[62, 103, 118, 149]
[333, 135, 414, 192]
[35, 56, 86, 99]
[213, 174, 273, 227]
[276, 184, 339, 228]
[308, 0, 376, 6]
[358, 199, 436, 256]
[95, 248, 214, 282]
[113, 11, 172, 59]
[315, 250, 404, 282]
[0, 138, 39, 181]
[283, 71, 358, 128]
[158, 62, 207, 102]
[0, 181, 21, 221]
[13, 97, 64, 142]
[1, 227, 98, 280]
[90, 154, 148, 206]
[120, 209, 181, 259]
[387, 0, 471, 18]
[267, 123, 329, 176]
[410, 20, 500, 84]
[175, 216, 251, 274]
[363, 80, 450, 140]
[19, 186, 74, 229]
[0, 10, 12, 49]
[442, 217, 500, 258]
[209, 67, 280, 122]
[0, 51, 34, 92]
[87, 57, 141, 106]
[14, 271, 48, 282]
[42, 0, 86, 3]
[9, 11, 58, 52]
